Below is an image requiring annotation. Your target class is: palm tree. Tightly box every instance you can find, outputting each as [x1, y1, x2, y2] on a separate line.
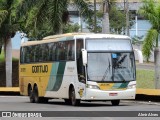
[102, 0, 116, 34]
[102, 0, 110, 34]
[0, 0, 21, 87]
[139, 0, 160, 88]
[0, 10, 8, 26]
[0, 0, 91, 87]
[17, 0, 92, 39]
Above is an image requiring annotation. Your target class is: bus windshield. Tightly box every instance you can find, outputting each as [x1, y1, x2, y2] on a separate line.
[87, 52, 135, 82]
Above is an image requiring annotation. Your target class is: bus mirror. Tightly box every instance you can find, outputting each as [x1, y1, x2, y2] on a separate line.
[81, 49, 87, 65]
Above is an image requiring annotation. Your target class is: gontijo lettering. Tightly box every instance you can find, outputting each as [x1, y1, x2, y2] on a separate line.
[32, 65, 48, 73]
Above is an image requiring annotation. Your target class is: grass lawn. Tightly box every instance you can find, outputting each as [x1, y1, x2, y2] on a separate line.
[0, 51, 19, 62]
[136, 69, 155, 89]
[0, 51, 5, 62]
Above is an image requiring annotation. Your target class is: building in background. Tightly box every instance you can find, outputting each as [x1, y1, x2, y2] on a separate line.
[69, 0, 152, 38]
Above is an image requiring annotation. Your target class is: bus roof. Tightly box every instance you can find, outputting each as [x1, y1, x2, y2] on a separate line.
[21, 33, 131, 46]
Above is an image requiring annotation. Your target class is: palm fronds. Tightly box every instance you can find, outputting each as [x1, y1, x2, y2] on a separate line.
[139, 0, 160, 62]
[16, 0, 92, 38]
[0, 10, 8, 26]
[142, 29, 158, 61]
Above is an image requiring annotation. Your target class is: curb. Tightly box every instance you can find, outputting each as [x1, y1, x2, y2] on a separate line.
[0, 87, 19, 92]
[0, 87, 20, 95]
[136, 94, 160, 102]
[136, 88, 160, 96]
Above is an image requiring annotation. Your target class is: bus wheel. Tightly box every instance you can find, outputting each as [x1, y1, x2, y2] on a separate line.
[70, 87, 80, 106]
[111, 100, 120, 106]
[33, 86, 40, 103]
[28, 86, 35, 103]
[33, 86, 48, 103]
[64, 99, 71, 105]
[40, 97, 48, 103]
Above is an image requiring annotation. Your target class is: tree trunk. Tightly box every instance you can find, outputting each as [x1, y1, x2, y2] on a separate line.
[124, 0, 130, 36]
[102, 12, 110, 34]
[154, 47, 160, 89]
[0, 45, 2, 54]
[94, 0, 97, 33]
[4, 37, 12, 87]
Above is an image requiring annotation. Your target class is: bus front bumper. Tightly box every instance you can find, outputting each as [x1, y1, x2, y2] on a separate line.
[81, 88, 136, 101]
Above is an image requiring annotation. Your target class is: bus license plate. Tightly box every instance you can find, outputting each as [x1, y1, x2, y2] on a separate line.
[109, 93, 118, 96]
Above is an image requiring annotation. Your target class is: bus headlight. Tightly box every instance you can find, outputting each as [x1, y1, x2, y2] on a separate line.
[86, 84, 100, 89]
[127, 84, 136, 89]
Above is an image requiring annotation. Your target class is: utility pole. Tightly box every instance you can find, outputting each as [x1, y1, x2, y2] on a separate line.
[124, 0, 129, 36]
[94, 0, 97, 33]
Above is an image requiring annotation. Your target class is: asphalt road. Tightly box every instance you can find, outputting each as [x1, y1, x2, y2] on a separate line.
[0, 96, 160, 120]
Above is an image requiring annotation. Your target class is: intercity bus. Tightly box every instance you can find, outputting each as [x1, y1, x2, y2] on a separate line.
[19, 33, 136, 106]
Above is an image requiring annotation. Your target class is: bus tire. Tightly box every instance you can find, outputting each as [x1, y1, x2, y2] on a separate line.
[33, 86, 39, 103]
[28, 86, 35, 103]
[64, 99, 71, 105]
[70, 87, 80, 106]
[40, 97, 48, 103]
[33, 86, 48, 103]
[111, 100, 120, 106]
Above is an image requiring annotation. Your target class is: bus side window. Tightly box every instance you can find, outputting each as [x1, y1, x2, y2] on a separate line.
[65, 41, 70, 60]
[56, 42, 60, 61]
[48, 43, 53, 61]
[26, 46, 31, 63]
[34, 45, 40, 62]
[39, 45, 43, 62]
[23, 47, 27, 63]
[59, 42, 65, 61]
[30, 45, 35, 63]
[66, 40, 74, 61]
[76, 40, 85, 83]
[42, 44, 49, 62]
[20, 47, 24, 63]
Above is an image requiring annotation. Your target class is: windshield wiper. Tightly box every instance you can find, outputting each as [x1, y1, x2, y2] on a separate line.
[101, 59, 111, 81]
[116, 54, 127, 65]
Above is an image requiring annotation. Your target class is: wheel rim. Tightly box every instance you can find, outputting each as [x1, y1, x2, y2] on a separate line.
[34, 88, 38, 102]
[29, 87, 34, 103]
[71, 88, 76, 105]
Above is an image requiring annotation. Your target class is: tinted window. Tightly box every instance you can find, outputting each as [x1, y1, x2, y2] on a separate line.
[20, 40, 75, 64]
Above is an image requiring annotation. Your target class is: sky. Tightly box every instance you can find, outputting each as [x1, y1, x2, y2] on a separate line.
[12, 32, 27, 50]
[12, 33, 21, 50]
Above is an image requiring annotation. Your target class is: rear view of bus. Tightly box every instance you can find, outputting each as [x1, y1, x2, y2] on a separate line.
[76, 34, 136, 106]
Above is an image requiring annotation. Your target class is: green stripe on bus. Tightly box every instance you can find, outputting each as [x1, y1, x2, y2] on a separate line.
[46, 63, 59, 91]
[112, 82, 128, 89]
[112, 83, 122, 89]
[51, 62, 66, 91]
[119, 82, 129, 88]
